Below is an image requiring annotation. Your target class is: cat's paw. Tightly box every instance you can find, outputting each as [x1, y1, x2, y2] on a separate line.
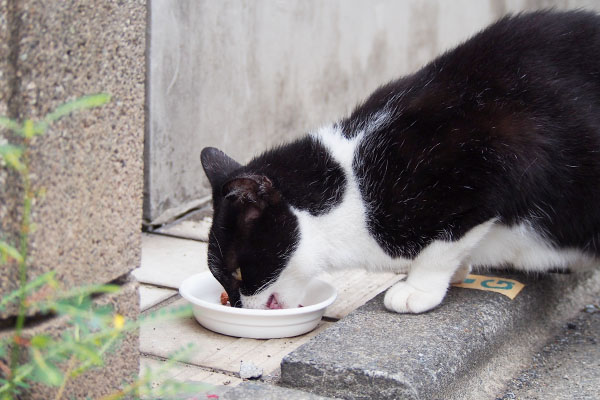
[383, 281, 445, 314]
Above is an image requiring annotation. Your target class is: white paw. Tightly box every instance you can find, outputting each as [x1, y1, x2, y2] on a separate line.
[383, 281, 445, 314]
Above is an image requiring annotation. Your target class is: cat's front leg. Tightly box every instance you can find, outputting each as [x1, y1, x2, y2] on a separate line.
[384, 220, 495, 314]
[384, 240, 464, 313]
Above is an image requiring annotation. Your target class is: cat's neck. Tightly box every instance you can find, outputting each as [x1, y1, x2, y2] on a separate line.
[284, 125, 413, 275]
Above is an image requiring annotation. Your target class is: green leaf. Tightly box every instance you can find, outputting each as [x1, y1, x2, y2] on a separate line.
[0, 240, 23, 264]
[30, 348, 64, 387]
[44, 93, 111, 124]
[31, 335, 52, 349]
[14, 380, 29, 389]
[0, 116, 21, 133]
[71, 343, 103, 366]
[22, 119, 34, 139]
[0, 144, 25, 171]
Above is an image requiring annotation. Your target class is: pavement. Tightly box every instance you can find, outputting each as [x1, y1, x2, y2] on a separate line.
[136, 209, 600, 400]
[498, 301, 600, 400]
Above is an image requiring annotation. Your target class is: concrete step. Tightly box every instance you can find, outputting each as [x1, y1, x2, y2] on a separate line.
[279, 269, 600, 400]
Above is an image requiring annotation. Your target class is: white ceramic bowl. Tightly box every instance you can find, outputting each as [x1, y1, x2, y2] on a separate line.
[179, 271, 337, 339]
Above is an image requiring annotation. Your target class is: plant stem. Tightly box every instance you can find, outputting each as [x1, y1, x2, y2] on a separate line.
[54, 355, 76, 400]
[8, 138, 32, 394]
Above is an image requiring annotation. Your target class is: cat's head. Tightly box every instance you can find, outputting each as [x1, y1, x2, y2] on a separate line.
[200, 147, 307, 309]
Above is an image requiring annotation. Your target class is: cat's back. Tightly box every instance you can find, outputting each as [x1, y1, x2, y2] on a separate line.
[342, 10, 600, 140]
[451, 10, 600, 63]
[437, 10, 600, 95]
[344, 10, 600, 258]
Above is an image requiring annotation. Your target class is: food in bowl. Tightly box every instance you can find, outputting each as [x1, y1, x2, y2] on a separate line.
[220, 291, 229, 306]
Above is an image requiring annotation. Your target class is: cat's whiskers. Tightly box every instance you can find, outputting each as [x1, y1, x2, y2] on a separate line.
[210, 230, 224, 260]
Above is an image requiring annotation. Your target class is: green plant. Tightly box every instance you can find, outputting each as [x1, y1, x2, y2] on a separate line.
[0, 95, 203, 399]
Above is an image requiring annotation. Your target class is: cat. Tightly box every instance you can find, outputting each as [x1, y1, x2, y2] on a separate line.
[200, 10, 600, 314]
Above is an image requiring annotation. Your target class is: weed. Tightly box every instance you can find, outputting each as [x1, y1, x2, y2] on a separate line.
[0, 95, 205, 399]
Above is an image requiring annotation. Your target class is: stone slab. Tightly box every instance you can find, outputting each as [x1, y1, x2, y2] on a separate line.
[321, 270, 405, 320]
[133, 233, 208, 289]
[0, 0, 146, 317]
[140, 357, 242, 389]
[139, 284, 178, 312]
[140, 297, 332, 377]
[152, 204, 213, 239]
[0, 277, 139, 400]
[156, 216, 212, 242]
[280, 269, 600, 400]
[221, 381, 332, 400]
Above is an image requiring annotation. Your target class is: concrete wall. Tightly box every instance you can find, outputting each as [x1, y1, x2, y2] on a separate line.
[1, 0, 145, 314]
[145, 0, 600, 225]
[0, 0, 145, 396]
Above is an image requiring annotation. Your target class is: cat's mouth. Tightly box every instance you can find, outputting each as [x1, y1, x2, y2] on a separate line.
[265, 293, 304, 309]
[266, 293, 283, 309]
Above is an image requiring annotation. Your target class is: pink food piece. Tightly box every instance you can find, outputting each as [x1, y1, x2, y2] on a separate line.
[220, 291, 229, 306]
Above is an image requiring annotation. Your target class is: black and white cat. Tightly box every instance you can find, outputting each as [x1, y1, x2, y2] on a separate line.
[200, 11, 600, 314]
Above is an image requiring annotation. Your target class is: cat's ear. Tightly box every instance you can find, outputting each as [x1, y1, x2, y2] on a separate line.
[222, 175, 280, 222]
[200, 147, 241, 188]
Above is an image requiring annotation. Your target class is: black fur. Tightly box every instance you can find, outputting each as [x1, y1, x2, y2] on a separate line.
[346, 10, 600, 258]
[202, 10, 600, 306]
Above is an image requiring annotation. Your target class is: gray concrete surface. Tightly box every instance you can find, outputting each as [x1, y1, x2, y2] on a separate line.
[0, 0, 19, 312]
[221, 381, 333, 400]
[0, 0, 146, 317]
[498, 300, 600, 400]
[279, 269, 600, 400]
[0, 0, 8, 117]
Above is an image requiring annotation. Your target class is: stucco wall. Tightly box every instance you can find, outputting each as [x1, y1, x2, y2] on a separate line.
[146, 0, 600, 224]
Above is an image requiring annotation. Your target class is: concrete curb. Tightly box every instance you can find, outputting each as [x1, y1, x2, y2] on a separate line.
[279, 269, 600, 399]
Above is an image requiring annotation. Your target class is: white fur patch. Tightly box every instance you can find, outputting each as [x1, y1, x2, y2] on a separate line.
[470, 221, 597, 271]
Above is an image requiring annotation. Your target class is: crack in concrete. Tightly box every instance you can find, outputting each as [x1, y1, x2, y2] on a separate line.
[0, 272, 136, 331]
